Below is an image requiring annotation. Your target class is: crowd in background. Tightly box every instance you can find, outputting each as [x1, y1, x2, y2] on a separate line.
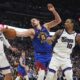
[0, 36, 80, 80]
[0, 0, 80, 80]
[0, 33, 80, 80]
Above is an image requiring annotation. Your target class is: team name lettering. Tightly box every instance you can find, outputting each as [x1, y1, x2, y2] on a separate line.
[61, 37, 73, 43]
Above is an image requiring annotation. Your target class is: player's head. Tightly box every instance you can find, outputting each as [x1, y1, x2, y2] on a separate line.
[31, 18, 40, 27]
[64, 19, 74, 30]
[64, 19, 77, 31]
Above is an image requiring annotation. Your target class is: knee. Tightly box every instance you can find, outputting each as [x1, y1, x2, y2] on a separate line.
[38, 69, 45, 77]
[45, 71, 55, 80]
[15, 76, 20, 80]
[37, 69, 45, 80]
[24, 75, 29, 80]
[64, 70, 73, 80]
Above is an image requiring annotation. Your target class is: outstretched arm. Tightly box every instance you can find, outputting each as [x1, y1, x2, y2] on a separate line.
[6, 25, 35, 38]
[44, 3, 62, 30]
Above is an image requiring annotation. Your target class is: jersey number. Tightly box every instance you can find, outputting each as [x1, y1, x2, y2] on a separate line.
[67, 43, 72, 49]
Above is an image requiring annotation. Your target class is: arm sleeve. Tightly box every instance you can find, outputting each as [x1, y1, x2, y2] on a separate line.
[2, 33, 11, 48]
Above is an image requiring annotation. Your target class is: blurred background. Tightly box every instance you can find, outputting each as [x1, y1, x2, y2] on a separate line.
[0, 0, 80, 30]
[0, 0, 80, 80]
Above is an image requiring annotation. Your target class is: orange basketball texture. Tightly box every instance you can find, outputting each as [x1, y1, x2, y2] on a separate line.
[3, 28, 16, 39]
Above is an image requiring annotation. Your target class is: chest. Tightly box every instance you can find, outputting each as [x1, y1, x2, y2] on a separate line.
[59, 32, 76, 44]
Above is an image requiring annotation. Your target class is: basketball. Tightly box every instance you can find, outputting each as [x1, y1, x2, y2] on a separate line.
[3, 28, 16, 39]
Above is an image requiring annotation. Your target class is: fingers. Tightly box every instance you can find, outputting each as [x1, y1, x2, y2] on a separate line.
[48, 3, 53, 7]
[47, 3, 54, 8]
[47, 3, 55, 11]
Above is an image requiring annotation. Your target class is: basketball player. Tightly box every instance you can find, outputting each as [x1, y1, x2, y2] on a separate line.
[15, 51, 29, 80]
[7, 3, 61, 80]
[0, 31, 17, 80]
[45, 19, 80, 80]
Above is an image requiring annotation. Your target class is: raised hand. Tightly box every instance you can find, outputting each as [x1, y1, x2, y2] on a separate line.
[47, 3, 55, 12]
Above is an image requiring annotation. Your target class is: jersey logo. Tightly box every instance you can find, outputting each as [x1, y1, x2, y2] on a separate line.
[61, 37, 73, 49]
[38, 32, 47, 43]
[61, 37, 73, 43]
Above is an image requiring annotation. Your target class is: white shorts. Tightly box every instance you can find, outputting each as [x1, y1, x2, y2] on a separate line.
[48, 53, 72, 72]
[0, 53, 11, 75]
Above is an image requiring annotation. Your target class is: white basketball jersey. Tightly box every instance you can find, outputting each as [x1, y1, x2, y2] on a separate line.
[53, 29, 77, 58]
[0, 32, 10, 55]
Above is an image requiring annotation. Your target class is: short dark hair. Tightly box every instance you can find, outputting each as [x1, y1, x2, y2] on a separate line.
[70, 19, 79, 31]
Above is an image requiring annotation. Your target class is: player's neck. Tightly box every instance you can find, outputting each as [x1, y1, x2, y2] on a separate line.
[66, 29, 75, 34]
[37, 24, 42, 30]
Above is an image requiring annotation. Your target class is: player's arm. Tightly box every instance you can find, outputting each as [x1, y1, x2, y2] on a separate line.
[6, 25, 35, 38]
[51, 30, 62, 41]
[47, 30, 63, 44]
[16, 28, 35, 38]
[2, 33, 17, 52]
[2, 33, 11, 48]
[76, 34, 80, 45]
[44, 3, 62, 30]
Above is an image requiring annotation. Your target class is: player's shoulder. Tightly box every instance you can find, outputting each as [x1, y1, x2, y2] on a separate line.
[56, 29, 64, 33]
[75, 33, 80, 44]
[28, 28, 35, 34]
[76, 33, 80, 39]
[55, 29, 64, 36]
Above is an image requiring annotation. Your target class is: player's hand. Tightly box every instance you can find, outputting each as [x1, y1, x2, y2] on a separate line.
[10, 47, 18, 52]
[47, 3, 55, 12]
[0, 27, 8, 32]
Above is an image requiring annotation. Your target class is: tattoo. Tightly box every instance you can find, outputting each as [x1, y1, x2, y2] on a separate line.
[52, 29, 63, 42]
